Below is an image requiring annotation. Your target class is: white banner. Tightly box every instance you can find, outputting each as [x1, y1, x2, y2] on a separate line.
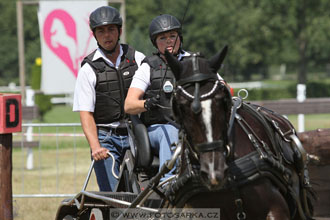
[38, 1, 107, 94]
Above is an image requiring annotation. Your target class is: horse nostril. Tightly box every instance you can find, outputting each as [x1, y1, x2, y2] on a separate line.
[200, 170, 211, 185]
[210, 177, 219, 186]
[200, 170, 208, 180]
[224, 162, 228, 171]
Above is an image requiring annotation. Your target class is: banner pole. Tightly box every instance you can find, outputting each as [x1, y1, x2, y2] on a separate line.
[16, 0, 26, 105]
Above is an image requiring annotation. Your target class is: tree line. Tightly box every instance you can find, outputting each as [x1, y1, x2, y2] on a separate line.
[1, 0, 330, 87]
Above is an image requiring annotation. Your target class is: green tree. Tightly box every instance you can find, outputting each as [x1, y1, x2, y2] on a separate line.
[0, 0, 19, 85]
[257, 0, 330, 84]
[0, 0, 40, 86]
[125, 0, 190, 55]
[3, 0, 330, 86]
[178, 0, 330, 83]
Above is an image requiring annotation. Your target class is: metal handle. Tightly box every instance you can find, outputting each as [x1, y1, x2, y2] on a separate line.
[82, 159, 95, 192]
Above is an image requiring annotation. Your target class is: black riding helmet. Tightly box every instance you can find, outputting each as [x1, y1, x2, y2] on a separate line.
[89, 6, 122, 55]
[89, 6, 122, 31]
[149, 14, 183, 48]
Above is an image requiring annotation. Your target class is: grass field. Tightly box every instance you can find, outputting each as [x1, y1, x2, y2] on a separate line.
[11, 105, 330, 219]
[13, 106, 96, 219]
[34, 105, 330, 132]
[12, 147, 99, 220]
[287, 113, 330, 131]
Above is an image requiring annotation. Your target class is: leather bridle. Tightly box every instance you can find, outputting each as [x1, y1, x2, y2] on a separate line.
[174, 54, 230, 155]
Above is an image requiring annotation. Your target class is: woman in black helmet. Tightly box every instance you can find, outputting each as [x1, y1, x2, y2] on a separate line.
[125, 14, 193, 182]
[73, 6, 145, 192]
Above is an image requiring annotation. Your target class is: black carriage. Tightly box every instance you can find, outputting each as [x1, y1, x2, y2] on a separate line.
[55, 115, 180, 220]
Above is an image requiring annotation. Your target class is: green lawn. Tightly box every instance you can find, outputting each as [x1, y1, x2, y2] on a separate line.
[40, 104, 330, 131]
[12, 148, 99, 220]
[287, 113, 330, 131]
[39, 105, 80, 123]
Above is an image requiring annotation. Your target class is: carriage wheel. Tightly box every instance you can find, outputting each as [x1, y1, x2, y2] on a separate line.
[89, 208, 103, 220]
[62, 215, 74, 220]
[161, 177, 208, 209]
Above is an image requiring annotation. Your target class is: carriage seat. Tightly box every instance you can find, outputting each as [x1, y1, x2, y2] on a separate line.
[128, 115, 159, 174]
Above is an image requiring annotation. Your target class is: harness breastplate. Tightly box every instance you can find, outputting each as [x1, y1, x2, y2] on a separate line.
[82, 44, 138, 124]
[140, 55, 176, 126]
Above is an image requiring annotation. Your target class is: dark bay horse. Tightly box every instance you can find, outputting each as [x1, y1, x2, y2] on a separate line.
[162, 47, 315, 220]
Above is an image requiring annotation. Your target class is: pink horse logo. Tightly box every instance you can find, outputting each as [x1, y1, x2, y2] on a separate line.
[43, 9, 93, 78]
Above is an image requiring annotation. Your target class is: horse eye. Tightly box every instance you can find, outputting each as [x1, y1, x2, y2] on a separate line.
[178, 97, 189, 105]
[214, 92, 225, 100]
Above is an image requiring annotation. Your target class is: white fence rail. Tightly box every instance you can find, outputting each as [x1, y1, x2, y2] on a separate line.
[12, 123, 98, 198]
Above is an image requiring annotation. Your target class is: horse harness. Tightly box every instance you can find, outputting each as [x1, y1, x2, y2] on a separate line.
[225, 97, 313, 220]
[166, 95, 313, 220]
[164, 52, 312, 219]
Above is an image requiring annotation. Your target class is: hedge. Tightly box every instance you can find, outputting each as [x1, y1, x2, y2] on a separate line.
[235, 81, 330, 101]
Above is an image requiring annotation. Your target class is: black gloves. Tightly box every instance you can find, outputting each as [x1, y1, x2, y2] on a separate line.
[144, 96, 160, 110]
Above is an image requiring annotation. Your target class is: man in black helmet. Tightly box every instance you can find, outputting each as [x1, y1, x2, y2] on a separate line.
[73, 6, 145, 191]
[125, 14, 194, 182]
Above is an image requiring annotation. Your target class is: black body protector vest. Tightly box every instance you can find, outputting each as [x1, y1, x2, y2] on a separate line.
[81, 44, 138, 124]
[140, 54, 179, 126]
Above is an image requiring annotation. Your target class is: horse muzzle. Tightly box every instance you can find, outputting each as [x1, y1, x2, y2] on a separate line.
[196, 140, 229, 190]
[200, 151, 228, 190]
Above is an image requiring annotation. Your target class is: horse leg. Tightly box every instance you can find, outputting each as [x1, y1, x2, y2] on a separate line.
[266, 206, 290, 220]
[239, 178, 291, 220]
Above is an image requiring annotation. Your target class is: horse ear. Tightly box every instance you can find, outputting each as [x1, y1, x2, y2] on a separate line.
[165, 49, 182, 80]
[209, 45, 228, 73]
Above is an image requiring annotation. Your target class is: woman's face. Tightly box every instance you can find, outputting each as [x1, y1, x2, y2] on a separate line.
[156, 30, 181, 55]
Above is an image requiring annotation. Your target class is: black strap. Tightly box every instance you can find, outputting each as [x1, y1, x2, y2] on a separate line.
[195, 140, 225, 152]
[242, 102, 280, 159]
[177, 73, 218, 86]
[163, 115, 181, 129]
[227, 97, 241, 138]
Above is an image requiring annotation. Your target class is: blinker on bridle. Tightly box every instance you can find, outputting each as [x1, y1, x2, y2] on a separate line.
[176, 53, 221, 114]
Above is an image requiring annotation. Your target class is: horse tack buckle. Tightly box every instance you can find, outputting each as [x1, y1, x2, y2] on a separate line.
[290, 134, 308, 164]
[235, 199, 247, 220]
[271, 119, 294, 142]
[237, 212, 247, 220]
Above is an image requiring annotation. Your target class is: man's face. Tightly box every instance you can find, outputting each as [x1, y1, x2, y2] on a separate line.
[156, 31, 180, 55]
[94, 24, 121, 51]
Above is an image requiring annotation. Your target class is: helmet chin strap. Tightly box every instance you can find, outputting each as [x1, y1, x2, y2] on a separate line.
[160, 48, 183, 58]
[97, 39, 119, 56]
[160, 43, 183, 58]
[159, 39, 183, 57]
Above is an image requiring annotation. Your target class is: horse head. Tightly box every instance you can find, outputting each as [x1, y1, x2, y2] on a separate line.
[165, 46, 232, 190]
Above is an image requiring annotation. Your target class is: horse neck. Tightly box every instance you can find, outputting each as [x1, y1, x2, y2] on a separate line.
[232, 108, 271, 160]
